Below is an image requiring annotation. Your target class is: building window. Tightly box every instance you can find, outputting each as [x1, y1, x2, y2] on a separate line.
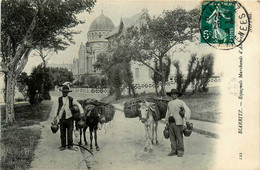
[135, 68, 139, 80]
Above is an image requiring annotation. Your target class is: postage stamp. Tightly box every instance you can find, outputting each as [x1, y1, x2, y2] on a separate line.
[200, 1, 250, 50]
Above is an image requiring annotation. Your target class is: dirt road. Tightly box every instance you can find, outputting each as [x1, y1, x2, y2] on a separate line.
[31, 93, 217, 170]
[81, 104, 217, 170]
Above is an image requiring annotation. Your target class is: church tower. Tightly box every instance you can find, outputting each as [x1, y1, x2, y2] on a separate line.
[73, 13, 115, 78]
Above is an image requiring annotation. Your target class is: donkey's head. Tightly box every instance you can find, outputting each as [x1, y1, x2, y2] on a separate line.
[138, 101, 152, 123]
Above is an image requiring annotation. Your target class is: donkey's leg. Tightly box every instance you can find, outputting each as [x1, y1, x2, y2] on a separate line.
[83, 127, 88, 146]
[89, 129, 93, 152]
[151, 121, 155, 145]
[79, 128, 82, 145]
[144, 124, 149, 152]
[147, 121, 153, 153]
[94, 129, 100, 151]
[155, 121, 159, 145]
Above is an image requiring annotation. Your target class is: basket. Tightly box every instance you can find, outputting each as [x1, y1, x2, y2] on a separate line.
[80, 98, 115, 123]
[153, 98, 169, 119]
[123, 99, 144, 118]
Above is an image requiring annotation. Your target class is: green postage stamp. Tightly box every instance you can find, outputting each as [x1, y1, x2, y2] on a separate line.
[200, 1, 250, 50]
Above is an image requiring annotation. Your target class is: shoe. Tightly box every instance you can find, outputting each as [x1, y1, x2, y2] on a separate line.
[59, 146, 66, 151]
[168, 151, 177, 156]
[177, 153, 184, 157]
[67, 146, 75, 150]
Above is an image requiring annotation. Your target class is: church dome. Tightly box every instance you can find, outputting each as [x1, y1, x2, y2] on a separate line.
[89, 14, 115, 32]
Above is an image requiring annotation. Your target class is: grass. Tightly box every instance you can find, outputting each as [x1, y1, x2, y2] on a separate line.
[1, 101, 53, 128]
[1, 128, 41, 170]
[182, 93, 221, 123]
[102, 87, 221, 123]
[1, 100, 53, 170]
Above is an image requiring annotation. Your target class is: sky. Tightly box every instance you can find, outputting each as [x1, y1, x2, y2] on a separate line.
[23, 0, 218, 74]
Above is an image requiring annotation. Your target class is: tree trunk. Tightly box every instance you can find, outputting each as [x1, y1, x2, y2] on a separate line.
[128, 85, 131, 96]
[130, 84, 136, 97]
[159, 57, 166, 96]
[193, 79, 200, 93]
[5, 71, 16, 123]
[161, 77, 166, 96]
[4, 74, 7, 103]
[154, 83, 159, 96]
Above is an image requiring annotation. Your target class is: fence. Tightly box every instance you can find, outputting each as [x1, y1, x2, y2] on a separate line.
[56, 77, 221, 95]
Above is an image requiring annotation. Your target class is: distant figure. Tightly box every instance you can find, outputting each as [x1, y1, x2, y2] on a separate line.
[165, 89, 191, 157]
[55, 85, 84, 151]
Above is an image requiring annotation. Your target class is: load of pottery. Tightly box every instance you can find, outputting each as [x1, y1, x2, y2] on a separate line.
[123, 97, 170, 119]
[78, 98, 115, 123]
[123, 99, 144, 118]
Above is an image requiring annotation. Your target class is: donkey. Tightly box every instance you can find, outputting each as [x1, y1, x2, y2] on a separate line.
[76, 103, 104, 152]
[139, 101, 159, 153]
[138, 101, 161, 153]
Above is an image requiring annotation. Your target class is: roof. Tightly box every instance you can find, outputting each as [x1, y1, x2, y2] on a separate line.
[106, 10, 149, 39]
[89, 13, 115, 32]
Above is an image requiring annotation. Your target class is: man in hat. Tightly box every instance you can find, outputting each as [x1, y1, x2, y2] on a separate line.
[165, 89, 191, 157]
[55, 85, 84, 151]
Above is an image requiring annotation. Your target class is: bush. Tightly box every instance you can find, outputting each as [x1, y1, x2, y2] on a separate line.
[27, 65, 52, 105]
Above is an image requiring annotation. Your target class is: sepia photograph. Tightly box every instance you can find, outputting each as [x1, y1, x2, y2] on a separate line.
[1, 0, 259, 169]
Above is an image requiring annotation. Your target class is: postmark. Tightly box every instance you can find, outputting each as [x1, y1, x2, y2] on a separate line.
[200, 1, 250, 50]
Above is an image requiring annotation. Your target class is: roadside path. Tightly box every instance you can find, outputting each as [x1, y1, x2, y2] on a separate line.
[30, 96, 88, 170]
[81, 104, 217, 170]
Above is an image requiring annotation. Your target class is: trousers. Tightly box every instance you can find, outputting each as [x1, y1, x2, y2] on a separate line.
[59, 117, 74, 147]
[169, 122, 184, 154]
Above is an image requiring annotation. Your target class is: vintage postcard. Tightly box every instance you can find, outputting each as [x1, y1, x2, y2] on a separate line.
[1, 0, 259, 170]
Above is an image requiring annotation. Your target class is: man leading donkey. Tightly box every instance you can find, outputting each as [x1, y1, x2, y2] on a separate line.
[165, 89, 191, 157]
[55, 85, 84, 151]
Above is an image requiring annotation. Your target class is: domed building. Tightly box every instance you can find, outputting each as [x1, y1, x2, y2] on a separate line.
[72, 13, 115, 78]
[88, 13, 115, 43]
[72, 10, 154, 88]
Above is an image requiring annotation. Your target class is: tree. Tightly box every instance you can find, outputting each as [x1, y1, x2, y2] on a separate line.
[17, 72, 29, 100]
[1, 0, 96, 123]
[80, 75, 106, 88]
[173, 53, 214, 94]
[193, 54, 214, 93]
[172, 60, 183, 92]
[94, 47, 136, 97]
[34, 47, 52, 69]
[181, 53, 197, 93]
[27, 65, 53, 105]
[152, 57, 171, 95]
[48, 67, 74, 88]
[126, 8, 200, 95]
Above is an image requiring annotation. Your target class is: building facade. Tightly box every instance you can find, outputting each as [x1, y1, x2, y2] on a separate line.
[72, 13, 115, 80]
[72, 10, 153, 84]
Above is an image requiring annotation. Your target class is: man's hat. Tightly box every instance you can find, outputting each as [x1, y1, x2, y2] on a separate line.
[166, 89, 182, 97]
[60, 85, 72, 92]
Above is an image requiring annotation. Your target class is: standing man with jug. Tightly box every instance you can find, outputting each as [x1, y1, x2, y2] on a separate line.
[165, 89, 191, 157]
[55, 85, 84, 151]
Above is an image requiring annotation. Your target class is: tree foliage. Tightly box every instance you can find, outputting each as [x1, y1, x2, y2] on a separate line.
[94, 46, 136, 98]
[152, 57, 171, 95]
[173, 53, 215, 94]
[80, 74, 107, 88]
[17, 66, 74, 105]
[48, 67, 74, 87]
[1, 0, 96, 123]
[17, 72, 29, 100]
[125, 8, 200, 95]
